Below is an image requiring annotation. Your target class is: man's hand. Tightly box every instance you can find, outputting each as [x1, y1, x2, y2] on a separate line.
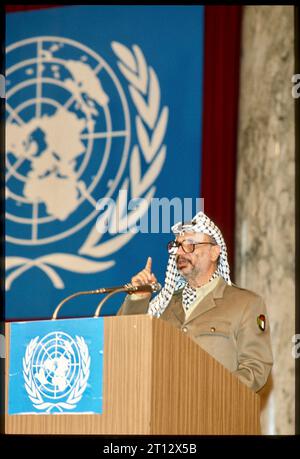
[131, 257, 157, 298]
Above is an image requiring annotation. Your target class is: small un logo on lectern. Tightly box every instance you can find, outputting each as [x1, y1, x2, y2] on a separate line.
[23, 331, 90, 412]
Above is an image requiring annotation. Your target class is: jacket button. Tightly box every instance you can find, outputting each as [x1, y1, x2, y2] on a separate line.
[210, 327, 216, 333]
[182, 326, 188, 333]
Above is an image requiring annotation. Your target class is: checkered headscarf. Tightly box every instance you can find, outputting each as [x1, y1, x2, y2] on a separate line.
[148, 211, 231, 317]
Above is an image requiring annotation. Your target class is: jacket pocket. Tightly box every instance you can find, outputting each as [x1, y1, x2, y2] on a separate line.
[195, 320, 231, 339]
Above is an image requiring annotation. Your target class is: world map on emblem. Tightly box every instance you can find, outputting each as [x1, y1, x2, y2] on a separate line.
[6, 36, 131, 245]
[29, 332, 83, 400]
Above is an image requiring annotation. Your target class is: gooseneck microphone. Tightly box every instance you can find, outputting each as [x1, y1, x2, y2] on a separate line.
[52, 282, 161, 320]
[122, 282, 162, 294]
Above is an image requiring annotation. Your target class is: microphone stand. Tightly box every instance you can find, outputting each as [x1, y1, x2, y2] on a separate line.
[94, 283, 161, 317]
[93, 287, 127, 318]
[52, 283, 151, 320]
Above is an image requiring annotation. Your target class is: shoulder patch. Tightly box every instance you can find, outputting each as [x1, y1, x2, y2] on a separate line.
[257, 314, 266, 331]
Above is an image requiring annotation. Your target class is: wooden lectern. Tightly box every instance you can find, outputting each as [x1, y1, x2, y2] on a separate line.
[5, 315, 261, 435]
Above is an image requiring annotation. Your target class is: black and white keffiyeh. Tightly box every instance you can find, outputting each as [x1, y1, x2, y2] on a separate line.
[148, 211, 231, 317]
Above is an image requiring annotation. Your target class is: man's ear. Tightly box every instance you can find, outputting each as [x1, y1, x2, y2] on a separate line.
[211, 244, 221, 262]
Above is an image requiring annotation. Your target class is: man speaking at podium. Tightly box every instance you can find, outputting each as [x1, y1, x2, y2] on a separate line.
[118, 211, 273, 393]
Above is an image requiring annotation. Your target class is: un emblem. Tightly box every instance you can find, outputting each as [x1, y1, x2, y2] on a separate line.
[6, 36, 168, 289]
[23, 332, 90, 412]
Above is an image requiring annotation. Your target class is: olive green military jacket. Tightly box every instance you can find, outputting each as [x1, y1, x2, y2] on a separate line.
[117, 277, 273, 393]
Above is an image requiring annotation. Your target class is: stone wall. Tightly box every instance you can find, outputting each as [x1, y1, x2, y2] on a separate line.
[235, 6, 295, 434]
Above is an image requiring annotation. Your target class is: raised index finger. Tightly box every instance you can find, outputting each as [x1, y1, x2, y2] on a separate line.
[145, 256, 152, 272]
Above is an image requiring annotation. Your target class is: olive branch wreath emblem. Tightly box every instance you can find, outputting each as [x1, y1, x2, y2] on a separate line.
[6, 41, 168, 290]
[23, 335, 90, 412]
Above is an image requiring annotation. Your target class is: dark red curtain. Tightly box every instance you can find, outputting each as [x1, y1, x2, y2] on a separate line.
[5, 5, 59, 13]
[202, 5, 242, 278]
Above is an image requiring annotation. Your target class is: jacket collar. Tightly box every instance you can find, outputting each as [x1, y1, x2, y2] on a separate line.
[171, 277, 227, 325]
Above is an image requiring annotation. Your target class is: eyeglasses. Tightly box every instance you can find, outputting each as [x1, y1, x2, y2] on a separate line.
[167, 240, 216, 254]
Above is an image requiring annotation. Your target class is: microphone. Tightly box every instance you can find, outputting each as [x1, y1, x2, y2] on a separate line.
[91, 282, 161, 294]
[52, 282, 161, 320]
[124, 282, 162, 294]
[93, 282, 161, 318]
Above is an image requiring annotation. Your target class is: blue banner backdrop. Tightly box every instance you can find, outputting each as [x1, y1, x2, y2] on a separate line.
[5, 5, 204, 319]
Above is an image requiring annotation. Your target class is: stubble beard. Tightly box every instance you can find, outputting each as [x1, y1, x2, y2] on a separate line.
[176, 256, 211, 286]
[176, 256, 196, 280]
